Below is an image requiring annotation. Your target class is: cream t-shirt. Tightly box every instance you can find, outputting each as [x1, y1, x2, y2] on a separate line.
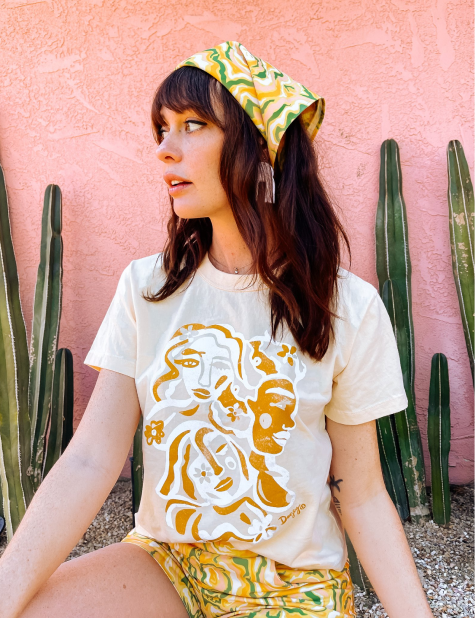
[84, 252, 408, 570]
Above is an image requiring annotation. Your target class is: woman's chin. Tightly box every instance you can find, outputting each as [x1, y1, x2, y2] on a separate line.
[172, 202, 214, 220]
[172, 203, 202, 219]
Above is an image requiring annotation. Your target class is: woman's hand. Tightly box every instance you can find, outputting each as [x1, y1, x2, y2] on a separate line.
[0, 368, 141, 618]
[326, 417, 434, 618]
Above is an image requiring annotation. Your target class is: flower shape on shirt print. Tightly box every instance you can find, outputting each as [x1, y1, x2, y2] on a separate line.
[277, 344, 298, 366]
[193, 462, 214, 484]
[246, 514, 277, 542]
[226, 402, 243, 422]
[144, 420, 165, 446]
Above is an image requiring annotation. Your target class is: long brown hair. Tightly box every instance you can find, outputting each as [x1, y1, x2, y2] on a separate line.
[143, 66, 351, 362]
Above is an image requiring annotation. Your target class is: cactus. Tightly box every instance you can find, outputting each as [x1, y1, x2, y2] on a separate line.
[29, 185, 63, 491]
[0, 165, 34, 538]
[0, 166, 73, 540]
[447, 140, 474, 385]
[427, 353, 451, 525]
[131, 417, 144, 522]
[382, 279, 429, 521]
[376, 414, 409, 521]
[43, 348, 74, 478]
[375, 139, 429, 522]
[376, 139, 416, 390]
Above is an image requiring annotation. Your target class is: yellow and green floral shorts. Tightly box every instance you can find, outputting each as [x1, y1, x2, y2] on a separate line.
[122, 530, 355, 618]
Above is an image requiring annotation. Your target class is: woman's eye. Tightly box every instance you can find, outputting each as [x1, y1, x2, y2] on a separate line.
[185, 120, 206, 133]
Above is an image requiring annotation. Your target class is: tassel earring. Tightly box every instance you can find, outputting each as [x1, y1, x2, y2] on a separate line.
[257, 161, 275, 203]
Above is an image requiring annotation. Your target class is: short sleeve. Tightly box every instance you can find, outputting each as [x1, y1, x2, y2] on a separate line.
[84, 262, 137, 378]
[324, 289, 408, 425]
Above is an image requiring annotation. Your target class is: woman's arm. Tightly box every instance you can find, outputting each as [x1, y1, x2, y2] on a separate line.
[326, 416, 434, 618]
[0, 368, 141, 618]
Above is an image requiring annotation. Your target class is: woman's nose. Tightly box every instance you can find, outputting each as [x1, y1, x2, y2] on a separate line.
[155, 137, 182, 163]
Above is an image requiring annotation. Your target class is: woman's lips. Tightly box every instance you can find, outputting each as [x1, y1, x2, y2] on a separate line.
[169, 182, 192, 195]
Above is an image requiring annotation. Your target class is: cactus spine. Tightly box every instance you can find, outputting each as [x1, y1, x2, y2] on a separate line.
[375, 139, 429, 522]
[0, 167, 73, 540]
[427, 353, 451, 525]
[447, 140, 474, 385]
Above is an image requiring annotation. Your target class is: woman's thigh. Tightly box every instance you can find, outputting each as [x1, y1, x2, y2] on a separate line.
[21, 541, 190, 618]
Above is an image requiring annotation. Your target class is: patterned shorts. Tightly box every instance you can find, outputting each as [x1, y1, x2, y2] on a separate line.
[122, 530, 355, 618]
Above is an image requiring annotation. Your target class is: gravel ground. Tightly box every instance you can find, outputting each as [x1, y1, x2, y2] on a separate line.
[1, 481, 473, 616]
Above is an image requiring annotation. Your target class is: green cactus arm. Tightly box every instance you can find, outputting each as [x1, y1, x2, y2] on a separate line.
[43, 349, 68, 478]
[376, 139, 416, 393]
[43, 348, 73, 479]
[0, 165, 34, 540]
[376, 414, 409, 521]
[28, 184, 63, 490]
[383, 280, 429, 522]
[447, 140, 474, 384]
[427, 353, 451, 525]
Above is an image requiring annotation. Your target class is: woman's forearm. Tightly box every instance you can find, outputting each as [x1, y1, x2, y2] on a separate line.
[0, 451, 118, 618]
[341, 489, 434, 618]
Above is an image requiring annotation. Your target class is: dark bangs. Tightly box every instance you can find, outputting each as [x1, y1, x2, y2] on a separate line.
[151, 67, 224, 143]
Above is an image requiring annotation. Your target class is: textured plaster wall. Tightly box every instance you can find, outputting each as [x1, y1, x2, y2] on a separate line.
[0, 0, 473, 483]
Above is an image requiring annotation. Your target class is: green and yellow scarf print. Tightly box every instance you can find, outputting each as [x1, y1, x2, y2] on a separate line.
[175, 41, 325, 167]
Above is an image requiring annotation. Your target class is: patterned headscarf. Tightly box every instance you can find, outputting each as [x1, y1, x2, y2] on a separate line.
[175, 41, 325, 168]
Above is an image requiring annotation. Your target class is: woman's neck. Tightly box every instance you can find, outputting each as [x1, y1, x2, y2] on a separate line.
[207, 216, 254, 275]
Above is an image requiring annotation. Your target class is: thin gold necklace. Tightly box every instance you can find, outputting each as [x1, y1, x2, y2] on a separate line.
[208, 251, 253, 275]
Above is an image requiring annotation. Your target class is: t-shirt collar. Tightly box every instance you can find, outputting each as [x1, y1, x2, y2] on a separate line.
[197, 252, 263, 292]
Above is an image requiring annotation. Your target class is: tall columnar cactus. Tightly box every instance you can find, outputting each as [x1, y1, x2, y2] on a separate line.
[447, 140, 474, 385]
[375, 138, 429, 522]
[382, 279, 429, 522]
[376, 139, 416, 393]
[0, 166, 74, 540]
[0, 165, 33, 538]
[29, 184, 63, 490]
[427, 353, 451, 525]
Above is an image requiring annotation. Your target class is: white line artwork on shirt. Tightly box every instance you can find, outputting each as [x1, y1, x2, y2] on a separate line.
[144, 322, 307, 543]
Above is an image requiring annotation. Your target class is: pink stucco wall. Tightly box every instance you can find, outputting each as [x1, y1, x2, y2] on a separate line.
[1, 1, 473, 483]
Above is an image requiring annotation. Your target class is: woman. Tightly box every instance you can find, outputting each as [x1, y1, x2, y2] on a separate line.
[0, 41, 434, 618]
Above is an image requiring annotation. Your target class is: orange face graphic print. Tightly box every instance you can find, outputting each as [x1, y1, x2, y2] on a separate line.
[144, 323, 306, 544]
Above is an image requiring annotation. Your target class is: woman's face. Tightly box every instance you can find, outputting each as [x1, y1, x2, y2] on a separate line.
[155, 106, 230, 220]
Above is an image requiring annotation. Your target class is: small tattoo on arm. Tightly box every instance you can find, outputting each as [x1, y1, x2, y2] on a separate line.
[330, 475, 343, 492]
[330, 475, 343, 515]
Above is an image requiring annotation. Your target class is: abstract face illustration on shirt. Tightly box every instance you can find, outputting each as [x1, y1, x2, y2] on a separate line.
[248, 378, 296, 455]
[144, 322, 306, 544]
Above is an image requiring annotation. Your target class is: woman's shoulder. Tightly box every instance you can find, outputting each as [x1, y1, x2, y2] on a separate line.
[124, 252, 165, 289]
[334, 266, 380, 326]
